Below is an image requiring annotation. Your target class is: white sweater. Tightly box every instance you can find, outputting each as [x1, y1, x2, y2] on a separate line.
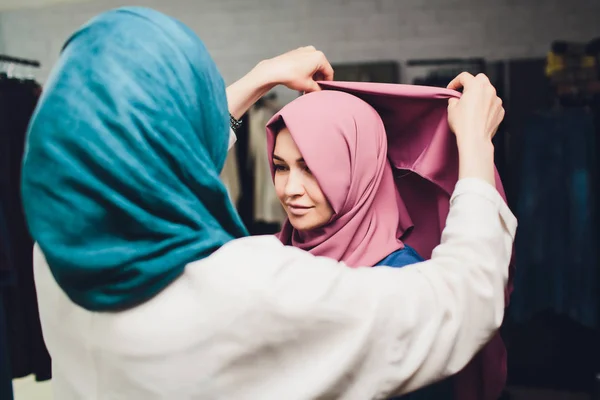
[33, 132, 517, 400]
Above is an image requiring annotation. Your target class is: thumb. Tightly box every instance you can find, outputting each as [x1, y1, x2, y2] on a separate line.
[302, 79, 321, 93]
[447, 98, 459, 110]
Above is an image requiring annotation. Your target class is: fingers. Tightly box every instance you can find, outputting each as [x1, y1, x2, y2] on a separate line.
[278, 46, 334, 90]
[303, 79, 321, 93]
[490, 97, 505, 139]
[316, 53, 334, 82]
[491, 102, 505, 139]
[478, 74, 497, 99]
[497, 102, 506, 124]
[475, 73, 490, 83]
[495, 98, 504, 115]
[303, 48, 334, 82]
[447, 72, 475, 91]
[447, 97, 459, 110]
[447, 72, 494, 91]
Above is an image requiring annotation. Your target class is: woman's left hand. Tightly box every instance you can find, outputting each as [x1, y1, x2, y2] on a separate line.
[227, 46, 334, 119]
[257, 46, 334, 93]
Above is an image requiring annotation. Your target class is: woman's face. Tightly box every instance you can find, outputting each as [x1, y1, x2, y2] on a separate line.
[273, 127, 334, 231]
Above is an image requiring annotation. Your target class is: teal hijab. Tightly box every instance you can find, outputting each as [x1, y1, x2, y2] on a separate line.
[21, 7, 248, 311]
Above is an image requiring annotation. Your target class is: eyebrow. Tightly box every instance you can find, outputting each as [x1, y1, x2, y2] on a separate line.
[272, 154, 305, 163]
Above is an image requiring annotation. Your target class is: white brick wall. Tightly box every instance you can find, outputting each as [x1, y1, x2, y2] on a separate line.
[0, 0, 599, 101]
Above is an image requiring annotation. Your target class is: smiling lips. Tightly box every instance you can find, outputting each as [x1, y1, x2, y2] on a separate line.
[286, 203, 313, 216]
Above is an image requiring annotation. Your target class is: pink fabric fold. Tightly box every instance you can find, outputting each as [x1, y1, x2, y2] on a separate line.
[316, 81, 515, 400]
[265, 90, 412, 267]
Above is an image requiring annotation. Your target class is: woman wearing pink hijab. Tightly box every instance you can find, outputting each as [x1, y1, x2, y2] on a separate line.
[265, 85, 510, 399]
[266, 91, 410, 267]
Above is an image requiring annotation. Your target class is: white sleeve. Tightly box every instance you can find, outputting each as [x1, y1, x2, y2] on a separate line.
[213, 177, 516, 399]
[228, 128, 237, 149]
[31, 178, 517, 399]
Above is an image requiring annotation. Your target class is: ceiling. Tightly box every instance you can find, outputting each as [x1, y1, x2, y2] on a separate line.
[0, 0, 94, 12]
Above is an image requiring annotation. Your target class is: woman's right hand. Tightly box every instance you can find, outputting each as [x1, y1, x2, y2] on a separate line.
[446, 72, 505, 187]
[447, 72, 505, 147]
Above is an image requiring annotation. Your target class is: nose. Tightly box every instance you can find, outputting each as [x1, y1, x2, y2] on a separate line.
[284, 169, 305, 198]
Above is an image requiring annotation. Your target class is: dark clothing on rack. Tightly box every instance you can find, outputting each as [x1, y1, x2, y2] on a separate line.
[499, 53, 600, 395]
[505, 311, 600, 393]
[235, 111, 282, 235]
[509, 107, 598, 330]
[413, 73, 455, 88]
[0, 294, 13, 400]
[410, 60, 485, 89]
[233, 113, 253, 227]
[0, 198, 14, 400]
[0, 76, 51, 384]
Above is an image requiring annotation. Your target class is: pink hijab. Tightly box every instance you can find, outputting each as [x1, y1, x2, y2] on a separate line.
[265, 90, 413, 267]
[268, 81, 515, 400]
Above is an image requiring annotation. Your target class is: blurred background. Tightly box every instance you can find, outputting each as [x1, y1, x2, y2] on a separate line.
[1, 0, 600, 399]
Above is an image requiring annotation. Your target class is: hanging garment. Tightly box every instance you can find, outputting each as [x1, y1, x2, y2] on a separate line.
[509, 107, 598, 330]
[249, 105, 287, 225]
[221, 143, 241, 207]
[316, 81, 515, 400]
[0, 294, 13, 400]
[0, 77, 51, 382]
[0, 116, 13, 275]
[0, 198, 14, 400]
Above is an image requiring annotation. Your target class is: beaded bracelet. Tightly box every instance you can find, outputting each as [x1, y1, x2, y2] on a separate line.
[229, 113, 242, 132]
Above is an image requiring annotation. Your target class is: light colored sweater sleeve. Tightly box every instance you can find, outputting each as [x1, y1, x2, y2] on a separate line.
[206, 177, 516, 399]
[32, 177, 516, 400]
[227, 127, 237, 149]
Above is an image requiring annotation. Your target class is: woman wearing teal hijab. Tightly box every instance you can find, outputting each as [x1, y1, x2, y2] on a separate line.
[22, 7, 516, 400]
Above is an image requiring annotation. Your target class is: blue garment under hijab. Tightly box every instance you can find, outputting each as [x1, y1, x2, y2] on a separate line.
[21, 7, 248, 311]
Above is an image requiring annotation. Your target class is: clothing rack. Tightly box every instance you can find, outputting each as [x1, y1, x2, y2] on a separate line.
[0, 55, 40, 68]
[406, 57, 488, 91]
[406, 57, 486, 69]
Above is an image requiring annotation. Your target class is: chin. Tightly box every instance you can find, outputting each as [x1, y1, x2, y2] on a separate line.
[288, 216, 325, 231]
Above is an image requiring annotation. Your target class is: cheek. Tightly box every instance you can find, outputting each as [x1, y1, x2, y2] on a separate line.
[305, 179, 333, 215]
[273, 175, 286, 200]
